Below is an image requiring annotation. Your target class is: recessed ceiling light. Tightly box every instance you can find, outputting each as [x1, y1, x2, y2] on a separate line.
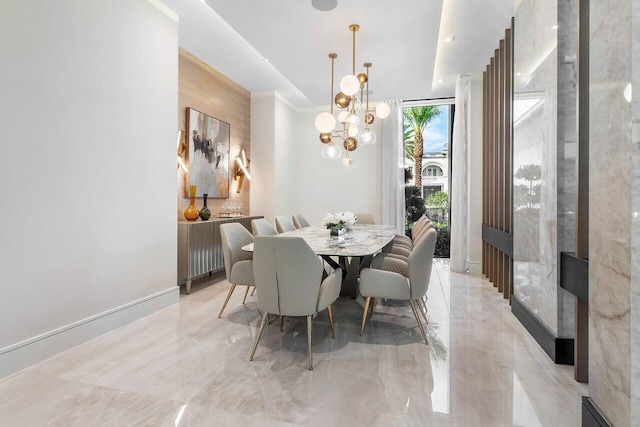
[262, 58, 269, 63]
[444, 36, 455, 42]
[438, 79, 446, 83]
[516, 72, 522, 76]
[312, 0, 337, 11]
[197, 0, 205, 3]
[551, 25, 559, 30]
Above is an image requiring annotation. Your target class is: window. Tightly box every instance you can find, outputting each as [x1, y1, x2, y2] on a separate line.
[424, 165, 443, 177]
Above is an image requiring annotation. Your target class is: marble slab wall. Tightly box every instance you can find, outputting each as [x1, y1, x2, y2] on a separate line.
[632, 0, 640, 422]
[588, 0, 633, 424]
[513, 0, 576, 338]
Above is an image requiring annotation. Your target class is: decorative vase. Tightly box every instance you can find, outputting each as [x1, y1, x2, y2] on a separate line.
[199, 193, 211, 221]
[330, 226, 345, 237]
[184, 185, 200, 221]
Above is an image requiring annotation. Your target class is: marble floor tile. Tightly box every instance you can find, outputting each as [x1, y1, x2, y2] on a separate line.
[0, 260, 587, 426]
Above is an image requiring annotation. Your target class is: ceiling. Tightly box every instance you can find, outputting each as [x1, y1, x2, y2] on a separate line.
[159, 0, 514, 109]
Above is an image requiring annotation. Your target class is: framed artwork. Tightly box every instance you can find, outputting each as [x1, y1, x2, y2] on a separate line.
[186, 108, 230, 198]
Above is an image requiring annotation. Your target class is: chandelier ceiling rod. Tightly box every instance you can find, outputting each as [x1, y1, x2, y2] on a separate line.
[329, 53, 337, 115]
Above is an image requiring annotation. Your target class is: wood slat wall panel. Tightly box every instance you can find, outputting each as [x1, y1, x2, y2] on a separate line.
[177, 48, 251, 218]
[482, 21, 514, 301]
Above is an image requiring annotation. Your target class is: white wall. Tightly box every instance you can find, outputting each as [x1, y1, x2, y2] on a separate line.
[250, 93, 298, 223]
[466, 73, 484, 274]
[0, 0, 179, 377]
[296, 110, 381, 226]
[273, 96, 299, 218]
[250, 94, 276, 221]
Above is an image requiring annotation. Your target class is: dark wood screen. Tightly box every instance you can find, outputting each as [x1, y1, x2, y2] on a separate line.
[482, 20, 514, 300]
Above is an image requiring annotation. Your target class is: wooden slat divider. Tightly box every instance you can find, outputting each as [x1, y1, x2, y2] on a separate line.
[482, 21, 514, 300]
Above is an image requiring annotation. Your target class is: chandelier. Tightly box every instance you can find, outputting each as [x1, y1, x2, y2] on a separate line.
[315, 24, 390, 166]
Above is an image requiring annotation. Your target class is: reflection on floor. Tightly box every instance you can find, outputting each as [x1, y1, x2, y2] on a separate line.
[0, 260, 587, 426]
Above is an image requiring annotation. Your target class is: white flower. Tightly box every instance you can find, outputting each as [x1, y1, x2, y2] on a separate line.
[339, 211, 357, 226]
[321, 212, 340, 227]
[322, 211, 357, 229]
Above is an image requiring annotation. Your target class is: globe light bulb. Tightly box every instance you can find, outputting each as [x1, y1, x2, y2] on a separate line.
[315, 112, 336, 133]
[346, 113, 360, 127]
[340, 75, 360, 96]
[338, 110, 349, 123]
[322, 142, 342, 161]
[375, 102, 391, 119]
[342, 156, 353, 166]
[348, 126, 359, 137]
[360, 128, 377, 145]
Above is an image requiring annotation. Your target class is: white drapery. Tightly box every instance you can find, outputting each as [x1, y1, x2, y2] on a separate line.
[450, 75, 471, 273]
[378, 100, 405, 234]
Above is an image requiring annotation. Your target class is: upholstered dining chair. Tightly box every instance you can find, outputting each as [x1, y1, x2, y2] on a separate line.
[218, 223, 255, 318]
[275, 216, 296, 233]
[354, 213, 376, 224]
[292, 214, 310, 229]
[390, 216, 432, 257]
[359, 228, 437, 344]
[250, 235, 342, 370]
[251, 218, 278, 236]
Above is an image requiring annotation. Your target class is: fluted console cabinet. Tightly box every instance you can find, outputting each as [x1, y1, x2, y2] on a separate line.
[178, 216, 262, 294]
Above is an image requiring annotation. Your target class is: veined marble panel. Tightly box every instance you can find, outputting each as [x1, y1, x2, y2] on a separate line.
[632, 0, 640, 421]
[513, 0, 560, 335]
[513, 0, 577, 339]
[556, 0, 577, 338]
[589, 0, 633, 424]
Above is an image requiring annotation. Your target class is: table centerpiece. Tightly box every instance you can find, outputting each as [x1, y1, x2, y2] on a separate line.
[322, 212, 357, 236]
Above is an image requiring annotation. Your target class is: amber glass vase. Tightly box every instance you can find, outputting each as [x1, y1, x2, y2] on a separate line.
[184, 185, 200, 221]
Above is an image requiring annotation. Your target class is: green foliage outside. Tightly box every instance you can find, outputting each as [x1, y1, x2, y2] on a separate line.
[405, 185, 426, 229]
[425, 191, 449, 224]
[431, 221, 450, 258]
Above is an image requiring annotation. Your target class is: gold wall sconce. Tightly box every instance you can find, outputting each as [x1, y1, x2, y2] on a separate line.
[177, 130, 189, 173]
[234, 149, 251, 193]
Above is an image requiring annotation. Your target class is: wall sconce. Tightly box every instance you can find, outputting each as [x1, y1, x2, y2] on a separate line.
[234, 149, 251, 193]
[177, 130, 189, 173]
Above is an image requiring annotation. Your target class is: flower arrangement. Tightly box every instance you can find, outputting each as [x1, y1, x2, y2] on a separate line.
[322, 212, 357, 236]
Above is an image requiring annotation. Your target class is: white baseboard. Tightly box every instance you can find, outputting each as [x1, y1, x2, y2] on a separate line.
[0, 286, 179, 379]
[466, 259, 483, 276]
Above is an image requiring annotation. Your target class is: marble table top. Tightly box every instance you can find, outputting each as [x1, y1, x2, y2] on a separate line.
[242, 224, 397, 257]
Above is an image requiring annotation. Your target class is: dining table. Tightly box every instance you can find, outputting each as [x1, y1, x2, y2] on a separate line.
[241, 224, 397, 298]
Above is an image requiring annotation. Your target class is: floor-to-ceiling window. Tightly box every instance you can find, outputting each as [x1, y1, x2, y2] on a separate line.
[403, 101, 454, 257]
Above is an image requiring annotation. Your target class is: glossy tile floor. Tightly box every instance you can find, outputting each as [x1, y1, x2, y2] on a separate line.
[0, 260, 587, 426]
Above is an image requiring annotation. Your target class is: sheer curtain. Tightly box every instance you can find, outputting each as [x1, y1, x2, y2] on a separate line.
[378, 100, 405, 233]
[450, 75, 471, 273]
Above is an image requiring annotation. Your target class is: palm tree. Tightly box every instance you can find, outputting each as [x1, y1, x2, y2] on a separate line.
[403, 123, 415, 161]
[403, 106, 441, 192]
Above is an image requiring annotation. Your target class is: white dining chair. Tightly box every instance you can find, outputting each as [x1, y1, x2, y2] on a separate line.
[359, 228, 437, 344]
[251, 218, 278, 236]
[275, 216, 296, 233]
[250, 236, 342, 370]
[218, 223, 255, 318]
[354, 213, 376, 224]
[292, 214, 310, 229]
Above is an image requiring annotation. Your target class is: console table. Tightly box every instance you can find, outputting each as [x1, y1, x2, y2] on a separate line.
[178, 216, 262, 294]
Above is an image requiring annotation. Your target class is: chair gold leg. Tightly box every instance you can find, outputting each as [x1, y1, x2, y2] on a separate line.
[409, 300, 428, 345]
[307, 315, 313, 371]
[251, 286, 256, 296]
[370, 297, 377, 319]
[416, 299, 429, 324]
[360, 297, 371, 336]
[242, 286, 250, 304]
[218, 284, 236, 318]
[280, 315, 284, 333]
[249, 312, 269, 361]
[327, 305, 335, 339]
